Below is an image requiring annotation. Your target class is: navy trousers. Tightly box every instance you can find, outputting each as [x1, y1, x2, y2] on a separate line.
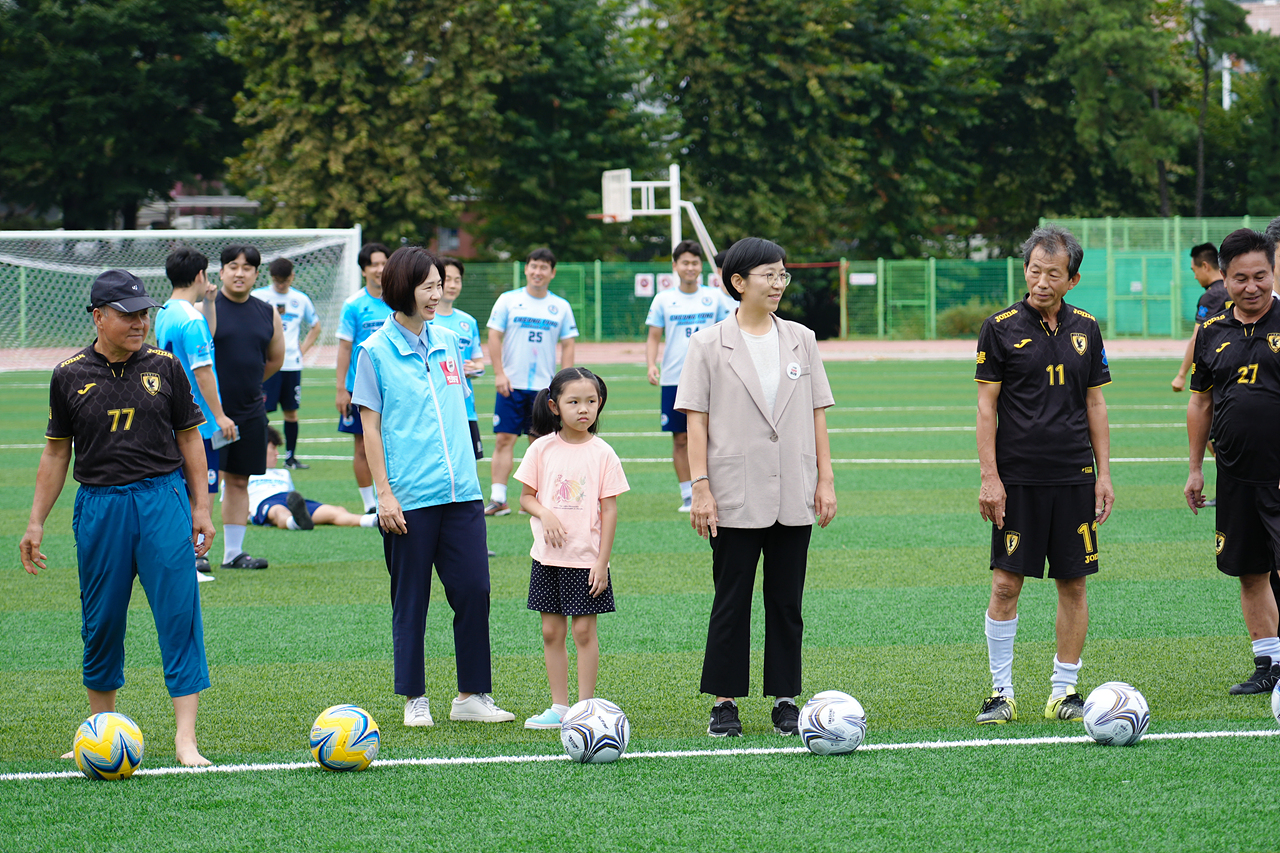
[700, 523, 812, 699]
[383, 500, 493, 696]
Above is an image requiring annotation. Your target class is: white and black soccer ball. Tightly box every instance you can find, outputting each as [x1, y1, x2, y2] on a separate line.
[1083, 682, 1150, 746]
[560, 698, 630, 764]
[798, 690, 867, 756]
[1271, 683, 1280, 729]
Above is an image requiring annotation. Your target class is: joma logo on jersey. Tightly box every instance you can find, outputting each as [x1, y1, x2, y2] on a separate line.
[1268, 333, 1280, 353]
[1216, 341, 1231, 353]
[1074, 308, 1097, 322]
[1013, 339, 1032, 349]
[1004, 531, 1020, 555]
[141, 373, 161, 396]
[1071, 333, 1087, 356]
[1215, 531, 1226, 556]
[994, 308, 1018, 323]
[976, 351, 986, 364]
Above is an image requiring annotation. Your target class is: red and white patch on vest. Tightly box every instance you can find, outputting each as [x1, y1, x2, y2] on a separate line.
[441, 357, 462, 385]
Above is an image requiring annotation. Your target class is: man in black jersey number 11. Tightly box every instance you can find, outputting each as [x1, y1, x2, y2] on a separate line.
[972, 225, 1114, 726]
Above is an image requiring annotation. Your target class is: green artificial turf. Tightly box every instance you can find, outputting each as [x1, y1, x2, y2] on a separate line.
[1, 356, 1275, 853]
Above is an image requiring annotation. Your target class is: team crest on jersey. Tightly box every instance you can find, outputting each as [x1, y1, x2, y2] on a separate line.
[702, 296, 713, 306]
[141, 373, 162, 396]
[1071, 333, 1087, 356]
[1268, 333, 1280, 353]
[1215, 531, 1226, 556]
[460, 320, 471, 332]
[548, 305, 559, 314]
[1004, 531, 1020, 555]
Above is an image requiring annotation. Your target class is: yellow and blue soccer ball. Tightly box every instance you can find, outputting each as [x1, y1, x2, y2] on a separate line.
[73, 712, 145, 780]
[309, 705, 380, 771]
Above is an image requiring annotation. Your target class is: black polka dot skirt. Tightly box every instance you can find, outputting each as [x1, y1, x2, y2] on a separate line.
[527, 559, 616, 615]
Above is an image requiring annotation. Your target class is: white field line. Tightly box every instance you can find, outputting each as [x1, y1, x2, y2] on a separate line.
[3, 728, 1276, 783]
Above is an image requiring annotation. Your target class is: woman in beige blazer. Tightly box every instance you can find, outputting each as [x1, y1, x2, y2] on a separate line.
[674, 237, 837, 739]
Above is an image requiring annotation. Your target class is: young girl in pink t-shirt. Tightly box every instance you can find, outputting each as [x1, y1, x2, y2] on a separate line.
[514, 367, 629, 729]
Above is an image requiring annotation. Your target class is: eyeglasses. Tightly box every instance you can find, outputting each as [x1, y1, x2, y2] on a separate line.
[747, 271, 792, 287]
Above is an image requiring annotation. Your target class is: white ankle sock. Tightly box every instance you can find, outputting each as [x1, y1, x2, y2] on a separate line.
[223, 524, 246, 564]
[491, 483, 508, 504]
[358, 485, 376, 512]
[985, 612, 1018, 698]
[1252, 636, 1280, 663]
[286, 517, 300, 531]
[679, 480, 693, 501]
[773, 696, 795, 707]
[360, 514, 377, 528]
[1050, 655, 1081, 699]
[552, 703, 570, 716]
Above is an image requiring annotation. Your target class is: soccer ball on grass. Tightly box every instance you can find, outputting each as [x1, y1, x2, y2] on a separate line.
[309, 704, 380, 771]
[798, 690, 867, 755]
[1083, 682, 1150, 746]
[560, 698, 630, 764]
[73, 712, 145, 780]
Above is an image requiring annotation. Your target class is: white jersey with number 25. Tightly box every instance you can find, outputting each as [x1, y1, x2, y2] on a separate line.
[486, 288, 579, 391]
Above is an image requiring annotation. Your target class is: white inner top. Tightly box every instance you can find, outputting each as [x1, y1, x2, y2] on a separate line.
[740, 320, 780, 416]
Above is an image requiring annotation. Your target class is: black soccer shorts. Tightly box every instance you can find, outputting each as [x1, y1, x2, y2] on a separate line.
[990, 483, 1100, 580]
[1213, 471, 1280, 577]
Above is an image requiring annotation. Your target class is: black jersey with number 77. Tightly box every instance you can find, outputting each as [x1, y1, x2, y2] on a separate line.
[975, 298, 1111, 486]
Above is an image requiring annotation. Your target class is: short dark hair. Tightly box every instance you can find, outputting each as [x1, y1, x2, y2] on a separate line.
[526, 247, 556, 268]
[1217, 228, 1275, 275]
[220, 244, 261, 269]
[269, 257, 294, 281]
[358, 242, 391, 270]
[530, 367, 608, 439]
[1189, 242, 1218, 269]
[721, 237, 787, 302]
[713, 250, 727, 269]
[672, 240, 703, 262]
[266, 426, 283, 447]
[441, 256, 465, 276]
[165, 246, 208, 287]
[380, 246, 445, 315]
[1020, 225, 1083, 278]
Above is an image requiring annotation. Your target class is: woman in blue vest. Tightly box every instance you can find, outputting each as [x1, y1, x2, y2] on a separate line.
[352, 246, 515, 727]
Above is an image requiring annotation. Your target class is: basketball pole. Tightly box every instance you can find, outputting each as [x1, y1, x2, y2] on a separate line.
[597, 163, 718, 262]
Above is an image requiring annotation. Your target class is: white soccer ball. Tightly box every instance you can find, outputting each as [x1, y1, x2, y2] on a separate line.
[1271, 683, 1280, 728]
[1083, 682, 1150, 746]
[560, 698, 630, 764]
[798, 690, 867, 755]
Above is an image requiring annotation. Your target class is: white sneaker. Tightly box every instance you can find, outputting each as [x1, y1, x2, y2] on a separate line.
[450, 693, 515, 722]
[678, 498, 692, 513]
[196, 571, 216, 584]
[404, 696, 434, 727]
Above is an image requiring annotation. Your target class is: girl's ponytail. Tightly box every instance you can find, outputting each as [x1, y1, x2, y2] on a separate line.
[528, 387, 559, 439]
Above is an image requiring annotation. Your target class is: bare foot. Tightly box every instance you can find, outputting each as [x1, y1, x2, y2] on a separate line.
[61, 750, 73, 759]
[175, 739, 211, 767]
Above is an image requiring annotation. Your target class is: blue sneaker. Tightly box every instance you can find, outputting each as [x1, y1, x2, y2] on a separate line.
[524, 708, 563, 730]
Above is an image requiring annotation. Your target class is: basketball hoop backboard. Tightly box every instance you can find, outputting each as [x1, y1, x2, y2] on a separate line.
[602, 169, 633, 223]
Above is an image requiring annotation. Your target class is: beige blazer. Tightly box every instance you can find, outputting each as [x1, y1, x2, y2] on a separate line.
[675, 312, 834, 528]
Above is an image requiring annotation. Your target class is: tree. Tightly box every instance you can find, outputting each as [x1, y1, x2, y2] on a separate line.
[1185, 0, 1250, 216]
[470, 0, 662, 260]
[0, 0, 243, 229]
[223, 0, 534, 244]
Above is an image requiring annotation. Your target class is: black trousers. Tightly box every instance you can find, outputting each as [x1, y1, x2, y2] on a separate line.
[384, 500, 493, 697]
[700, 523, 812, 699]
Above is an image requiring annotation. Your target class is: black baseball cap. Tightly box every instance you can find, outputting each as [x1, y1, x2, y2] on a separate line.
[86, 270, 162, 314]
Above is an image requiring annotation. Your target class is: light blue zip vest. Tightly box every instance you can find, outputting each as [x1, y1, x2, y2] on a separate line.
[357, 319, 482, 511]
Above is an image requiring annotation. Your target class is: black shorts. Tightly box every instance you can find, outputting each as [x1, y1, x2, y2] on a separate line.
[527, 559, 616, 616]
[990, 483, 1100, 580]
[1214, 471, 1280, 577]
[219, 414, 269, 477]
[263, 370, 302, 412]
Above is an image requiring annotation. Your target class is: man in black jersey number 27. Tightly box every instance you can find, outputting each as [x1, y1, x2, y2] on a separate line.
[973, 225, 1114, 726]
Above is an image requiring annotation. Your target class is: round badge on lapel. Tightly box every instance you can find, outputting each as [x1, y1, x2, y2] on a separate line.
[786, 362, 801, 381]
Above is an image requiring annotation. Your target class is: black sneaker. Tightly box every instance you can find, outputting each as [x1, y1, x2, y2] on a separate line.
[1228, 656, 1280, 694]
[283, 455, 310, 470]
[222, 552, 269, 570]
[772, 700, 800, 736]
[285, 491, 315, 530]
[708, 701, 742, 737]
[195, 556, 212, 574]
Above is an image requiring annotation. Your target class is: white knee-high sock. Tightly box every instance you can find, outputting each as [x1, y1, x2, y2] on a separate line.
[358, 485, 377, 513]
[223, 524, 246, 563]
[1251, 636, 1280, 663]
[1050, 655, 1081, 699]
[985, 612, 1018, 697]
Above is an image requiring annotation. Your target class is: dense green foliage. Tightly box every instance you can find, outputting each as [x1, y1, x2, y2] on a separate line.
[1, 358, 1275, 851]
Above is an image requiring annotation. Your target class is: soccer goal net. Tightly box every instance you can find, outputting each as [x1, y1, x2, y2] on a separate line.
[0, 228, 363, 353]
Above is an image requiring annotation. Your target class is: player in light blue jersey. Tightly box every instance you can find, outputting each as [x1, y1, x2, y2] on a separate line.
[252, 257, 321, 469]
[433, 258, 487, 459]
[335, 243, 392, 513]
[156, 246, 237, 576]
[646, 240, 732, 511]
[483, 247, 578, 515]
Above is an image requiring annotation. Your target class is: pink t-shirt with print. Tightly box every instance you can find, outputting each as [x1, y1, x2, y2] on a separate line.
[513, 431, 630, 568]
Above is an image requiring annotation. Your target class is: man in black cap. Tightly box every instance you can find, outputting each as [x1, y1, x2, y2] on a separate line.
[19, 270, 215, 766]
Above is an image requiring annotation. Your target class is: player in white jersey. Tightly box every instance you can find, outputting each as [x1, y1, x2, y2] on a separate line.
[252, 257, 321, 469]
[484, 247, 578, 515]
[646, 240, 732, 511]
[249, 428, 378, 530]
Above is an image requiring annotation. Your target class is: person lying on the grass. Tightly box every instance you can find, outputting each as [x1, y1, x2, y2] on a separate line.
[250, 427, 378, 530]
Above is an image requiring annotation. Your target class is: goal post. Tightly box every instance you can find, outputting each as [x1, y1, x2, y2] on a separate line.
[0, 227, 362, 352]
